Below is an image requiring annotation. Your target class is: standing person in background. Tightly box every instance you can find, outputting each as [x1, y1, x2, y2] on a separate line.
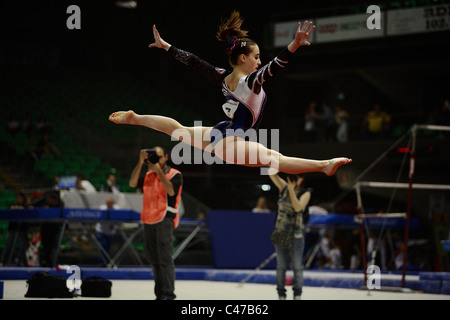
[101, 173, 121, 194]
[269, 172, 311, 300]
[252, 196, 271, 213]
[39, 191, 64, 267]
[334, 105, 349, 143]
[1, 192, 31, 266]
[129, 146, 183, 300]
[6, 113, 20, 136]
[97, 173, 122, 265]
[95, 197, 119, 266]
[316, 102, 335, 142]
[75, 174, 97, 193]
[303, 101, 318, 142]
[362, 103, 391, 140]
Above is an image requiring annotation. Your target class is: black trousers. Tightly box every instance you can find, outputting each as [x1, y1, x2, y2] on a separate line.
[143, 217, 175, 300]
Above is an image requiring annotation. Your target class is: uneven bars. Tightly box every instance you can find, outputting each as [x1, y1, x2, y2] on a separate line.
[415, 124, 450, 131]
[358, 181, 450, 190]
[356, 213, 406, 219]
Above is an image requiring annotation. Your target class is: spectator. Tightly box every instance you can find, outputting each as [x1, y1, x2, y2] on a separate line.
[252, 196, 271, 213]
[39, 191, 64, 267]
[387, 233, 406, 271]
[6, 113, 21, 136]
[303, 101, 318, 142]
[22, 113, 34, 143]
[0, 192, 32, 266]
[362, 103, 391, 140]
[101, 173, 121, 194]
[31, 133, 62, 160]
[95, 197, 119, 266]
[36, 114, 54, 136]
[97, 173, 121, 266]
[367, 229, 388, 270]
[52, 175, 61, 190]
[334, 105, 349, 143]
[349, 228, 362, 270]
[76, 174, 97, 193]
[316, 229, 343, 269]
[316, 102, 335, 142]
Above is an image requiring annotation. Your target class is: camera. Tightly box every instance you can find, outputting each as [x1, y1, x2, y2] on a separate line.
[145, 148, 161, 164]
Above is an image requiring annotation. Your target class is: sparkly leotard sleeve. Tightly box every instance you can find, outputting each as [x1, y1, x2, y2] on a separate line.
[168, 46, 229, 86]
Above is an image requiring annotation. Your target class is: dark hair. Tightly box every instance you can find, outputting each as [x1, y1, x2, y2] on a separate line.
[286, 173, 305, 181]
[15, 192, 26, 199]
[286, 174, 306, 190]
[216, 10, 256, 67]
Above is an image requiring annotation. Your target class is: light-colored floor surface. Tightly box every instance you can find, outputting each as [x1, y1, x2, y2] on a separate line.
[2, 279, 449, 300]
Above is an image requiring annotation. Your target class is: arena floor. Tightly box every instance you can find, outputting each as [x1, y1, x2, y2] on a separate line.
[2, 279, 449, 300]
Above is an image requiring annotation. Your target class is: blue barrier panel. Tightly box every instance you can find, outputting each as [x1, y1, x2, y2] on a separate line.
[109, 209, 135, 221]
[36, 207, 61, 219]
[307, 214, 419, 228]
[442, 280, 450, 294]
[207, 210, 420, 269]
[207, 210, 276, 269]
[131, 210, 141, 221]
[419, 279, 441, 294]
[0, 208, 41, 220]
[62, 208, 107, 220]
[419, 272, 450, 280]
[307, 214, 357, 226]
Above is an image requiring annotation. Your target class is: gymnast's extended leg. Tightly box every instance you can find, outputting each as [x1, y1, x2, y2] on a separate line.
[213, 137, 352, 175]
[109, 110, 212, 150]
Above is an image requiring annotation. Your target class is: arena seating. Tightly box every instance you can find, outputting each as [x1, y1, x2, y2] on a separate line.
[1, 64, 211, 201]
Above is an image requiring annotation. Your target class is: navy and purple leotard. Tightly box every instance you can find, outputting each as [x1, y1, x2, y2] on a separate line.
[167, 45, 293, 146]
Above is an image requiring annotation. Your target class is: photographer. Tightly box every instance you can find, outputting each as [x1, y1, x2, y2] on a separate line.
[129, 146, 183, 300]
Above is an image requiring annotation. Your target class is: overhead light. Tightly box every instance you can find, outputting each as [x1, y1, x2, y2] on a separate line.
[116, 1, 137, 9]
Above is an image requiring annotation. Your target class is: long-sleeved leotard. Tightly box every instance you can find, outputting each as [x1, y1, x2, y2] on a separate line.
[167, 46, 293, 146]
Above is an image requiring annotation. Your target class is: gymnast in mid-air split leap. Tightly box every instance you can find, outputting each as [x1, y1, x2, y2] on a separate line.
[109, 11, 352, 175]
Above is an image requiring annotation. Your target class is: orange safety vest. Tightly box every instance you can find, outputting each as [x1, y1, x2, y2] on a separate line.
[141, 167, 182, 228]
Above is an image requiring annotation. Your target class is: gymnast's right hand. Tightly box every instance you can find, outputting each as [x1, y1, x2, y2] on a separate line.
[148, 24, 171, 51]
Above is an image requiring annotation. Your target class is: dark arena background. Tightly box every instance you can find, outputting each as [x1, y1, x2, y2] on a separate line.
[0, 0, 449, 304]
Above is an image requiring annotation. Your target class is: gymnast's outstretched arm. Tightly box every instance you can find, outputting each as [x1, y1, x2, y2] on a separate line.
[149, 24, 228, 86]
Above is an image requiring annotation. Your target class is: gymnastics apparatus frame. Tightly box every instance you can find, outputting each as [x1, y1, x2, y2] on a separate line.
[352, 124, 450, 288]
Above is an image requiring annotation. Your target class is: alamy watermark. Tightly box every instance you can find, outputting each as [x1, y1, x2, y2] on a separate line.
[366, 264, 381, 289]
[367, 5, 382, 30]
[65, 4, 383, 34]
[66, 265, 81, 292]
[66, 5, 81, 30]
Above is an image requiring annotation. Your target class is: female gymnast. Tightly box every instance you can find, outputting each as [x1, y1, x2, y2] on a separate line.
[109, 11, 352, 175]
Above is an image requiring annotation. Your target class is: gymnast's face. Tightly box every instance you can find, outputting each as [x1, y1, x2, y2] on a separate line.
[242, 44, 261, 74]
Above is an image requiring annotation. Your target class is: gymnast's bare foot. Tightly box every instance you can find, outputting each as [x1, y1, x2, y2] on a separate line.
[323, 157, 352, 176]
[109, 110, 136, 124]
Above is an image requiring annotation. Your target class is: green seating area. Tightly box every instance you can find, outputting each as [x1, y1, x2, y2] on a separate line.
[1, 63, 212, 205]
[0, 190, 16, 210]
